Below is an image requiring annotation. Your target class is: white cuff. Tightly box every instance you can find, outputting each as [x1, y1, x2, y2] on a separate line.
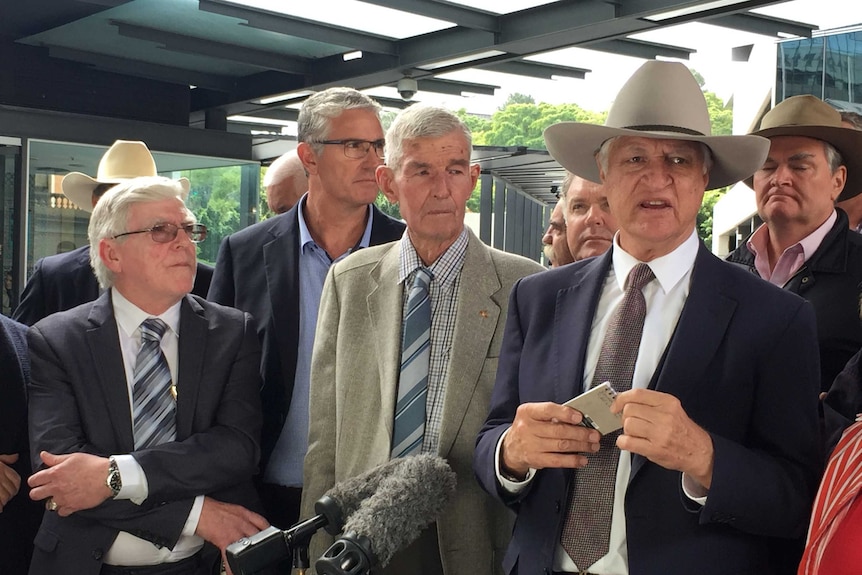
[495, 428, 536, 494]
[681, 473, 708, 505]
[183, 496, 205, 537]
[112, 454, 150, 505]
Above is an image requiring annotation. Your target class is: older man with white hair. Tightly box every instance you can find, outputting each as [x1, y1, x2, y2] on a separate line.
[27, 176, 268, 575]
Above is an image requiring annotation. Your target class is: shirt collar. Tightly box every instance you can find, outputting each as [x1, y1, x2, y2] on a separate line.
[297, 193, 375, 253]
[747, 209, 837, 264]
[611, 229, 699, 295]
[399, 226, 469, 290]
[112, 288, 182, 339]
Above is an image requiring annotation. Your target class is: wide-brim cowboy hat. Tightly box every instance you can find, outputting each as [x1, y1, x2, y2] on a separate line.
[746, 94, 862, 201]
[543, 60, 770, 190]
[62, 140, 190, 212]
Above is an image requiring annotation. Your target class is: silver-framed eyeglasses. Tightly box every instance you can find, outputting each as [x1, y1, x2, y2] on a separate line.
[113, 223, 208, 244]
[314, 139, 385, 160]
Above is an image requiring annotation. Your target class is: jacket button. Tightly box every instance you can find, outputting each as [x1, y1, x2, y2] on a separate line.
[801, 276, 810, 284]
[92, 548, 103, 560]
[555, 499, 561, 513]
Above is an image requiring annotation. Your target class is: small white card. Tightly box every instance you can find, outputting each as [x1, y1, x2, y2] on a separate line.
[563, 382, 622, 435]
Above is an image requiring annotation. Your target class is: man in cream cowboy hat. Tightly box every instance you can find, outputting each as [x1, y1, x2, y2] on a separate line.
[475, 60, 822, 575]
[727, 95, 862, 393]
[13, 140, 212, 325]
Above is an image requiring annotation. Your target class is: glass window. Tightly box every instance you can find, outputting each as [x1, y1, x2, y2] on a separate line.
[824, 31, 862, 105]
[26, 140, 259, 277]
[776, 36, 824, 102]
[0, 139, 20, 316]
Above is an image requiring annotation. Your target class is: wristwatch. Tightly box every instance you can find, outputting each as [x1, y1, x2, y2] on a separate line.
[106, 456, 122, 498]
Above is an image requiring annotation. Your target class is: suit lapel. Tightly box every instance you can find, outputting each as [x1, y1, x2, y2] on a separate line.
[263, 214, 300, 389]
[87, 292, 135, 451]
[366, 245, 404, 444]
[437, 234, 501, 458]
[629, 245, 738, 481]
[553, 252, 613, 404]
[176, 296, 207, 440]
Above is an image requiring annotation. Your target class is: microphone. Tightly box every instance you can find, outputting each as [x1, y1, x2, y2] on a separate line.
[226, 457, 410, 575]
[315, 454, 457, 575]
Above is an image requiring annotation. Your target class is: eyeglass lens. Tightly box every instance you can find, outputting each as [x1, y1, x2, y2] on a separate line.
[151, 223, 207, 244]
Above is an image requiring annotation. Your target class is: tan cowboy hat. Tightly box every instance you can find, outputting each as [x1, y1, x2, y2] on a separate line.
[61, 140, 190, 212]
[747, 94, 862, 201]
[543, 60, 770, 190]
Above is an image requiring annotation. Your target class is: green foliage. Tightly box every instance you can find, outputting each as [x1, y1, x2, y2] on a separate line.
[697, 188, 726, 246]
[180, 166, 243, 265]
[504, 93, 536, 106]
[704, 90, 733, 136]
[475, 102, 606, 149]
[375, 193, 401, 220]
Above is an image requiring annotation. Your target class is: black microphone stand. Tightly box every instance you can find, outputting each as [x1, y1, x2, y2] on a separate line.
[226, 496, 345, 575]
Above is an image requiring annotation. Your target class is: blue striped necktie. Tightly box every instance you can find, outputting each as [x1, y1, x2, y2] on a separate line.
[392, 267, 433, 458]
[132, 318, 177, 449]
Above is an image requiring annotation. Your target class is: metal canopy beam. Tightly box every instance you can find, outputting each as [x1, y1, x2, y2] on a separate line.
[478, 60, 589, 79]
[416, 77, 499, 96]
[110, 20, 309, 74]
[47, 45, 236, 91]
[709, 12, 815, 37]
[198, 0, 398, 55]
[587, 38, 695, 60]
[357, 0, 499, 32]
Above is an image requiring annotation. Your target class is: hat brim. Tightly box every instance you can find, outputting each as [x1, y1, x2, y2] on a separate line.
[544, 123, 771, 191]
[61, 173, 191, 213]
[745, 125, 862, 201]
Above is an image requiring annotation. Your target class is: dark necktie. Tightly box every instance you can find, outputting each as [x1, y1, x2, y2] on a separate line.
[132, 318, 176, 449]
[560, 263, 655, 568]
[392, 267, 434, 458]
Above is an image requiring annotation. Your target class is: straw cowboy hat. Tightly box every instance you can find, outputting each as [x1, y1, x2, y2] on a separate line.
[747, 94, 862, 201]
[543, 60, 770, 190]
[62, 140, 190, 212]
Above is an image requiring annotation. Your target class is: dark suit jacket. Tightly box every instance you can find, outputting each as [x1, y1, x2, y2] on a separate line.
[0, 315, 41, 575]
[727, 209, 862, 392]
[27, 292, 262, 575]
[208, 203, 405, 471]
[14, 246, 214, 326]
[474, 243, 823, 575]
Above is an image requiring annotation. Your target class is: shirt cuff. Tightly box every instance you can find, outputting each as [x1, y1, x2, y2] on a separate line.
[495, 428, 536, 494]
[112, 454, 150, 505]
[681, 473, 708, 505]
[183, 496, 205, 537]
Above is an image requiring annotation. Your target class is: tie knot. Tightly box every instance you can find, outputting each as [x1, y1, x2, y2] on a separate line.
[140, 318, 168, 342]
[625, 263, 655, 292]
[412, 267, 433, 290]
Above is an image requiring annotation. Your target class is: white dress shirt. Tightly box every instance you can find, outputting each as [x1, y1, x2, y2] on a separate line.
[104, 289, 204, 566]
[496, 230, 703, 575]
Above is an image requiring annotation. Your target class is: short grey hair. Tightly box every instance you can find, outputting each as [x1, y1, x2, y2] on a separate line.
[297, 88, 382, 155]
[386, 104, 472, 172]
[595, 137, 714, 177]
[560, 171, 575, 199]
[823, 141, 844, 174]
[88, 176, 194, 289]
[840, 111, 862, 131]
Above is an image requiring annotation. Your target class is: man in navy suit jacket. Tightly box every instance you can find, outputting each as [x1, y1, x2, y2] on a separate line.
[208, 88, 405, 530]
[474, 61, 822, 575]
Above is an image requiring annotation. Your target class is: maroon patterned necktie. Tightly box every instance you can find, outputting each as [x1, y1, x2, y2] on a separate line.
[560, 263, 655, 569]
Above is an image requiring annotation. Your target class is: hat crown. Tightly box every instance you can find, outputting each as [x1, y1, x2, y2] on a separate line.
[95, 140, 157, 181]
[605, 61, 712, 137]
[759, 95, 842, 131]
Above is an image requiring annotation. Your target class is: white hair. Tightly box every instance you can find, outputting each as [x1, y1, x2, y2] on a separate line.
[385, 104, 472, 172]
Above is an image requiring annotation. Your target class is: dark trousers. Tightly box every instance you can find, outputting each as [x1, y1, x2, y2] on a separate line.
[99, 554, 205, 575]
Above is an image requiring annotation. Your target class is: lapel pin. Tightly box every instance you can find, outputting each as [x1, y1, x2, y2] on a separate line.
[479, 310, 489, 318]
[170, 385, 178, 401]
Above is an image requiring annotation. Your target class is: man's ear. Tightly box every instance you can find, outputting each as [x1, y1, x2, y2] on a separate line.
[469, 163, 480, 188]
[831, 165, 848, 202]
[377, 165, 399, 204]
[99, 239, 123, 274]
[296, 142, 318, 177]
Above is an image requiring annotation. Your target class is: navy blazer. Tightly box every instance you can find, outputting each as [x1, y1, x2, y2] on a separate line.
[474, 243, 823, 575]
[208, 203, 405, 470]
[27, 293, 262, 575]
[14, 246, 214, 327]
[0, 315, 41, 575]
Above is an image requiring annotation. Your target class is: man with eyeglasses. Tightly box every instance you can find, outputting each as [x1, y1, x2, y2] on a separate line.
[208, 87, 405, 532]
[13, 140, 214, 327]
[26, 176, 269, 575]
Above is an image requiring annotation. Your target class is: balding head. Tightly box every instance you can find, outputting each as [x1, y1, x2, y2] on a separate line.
[265, 150, 308, 214]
